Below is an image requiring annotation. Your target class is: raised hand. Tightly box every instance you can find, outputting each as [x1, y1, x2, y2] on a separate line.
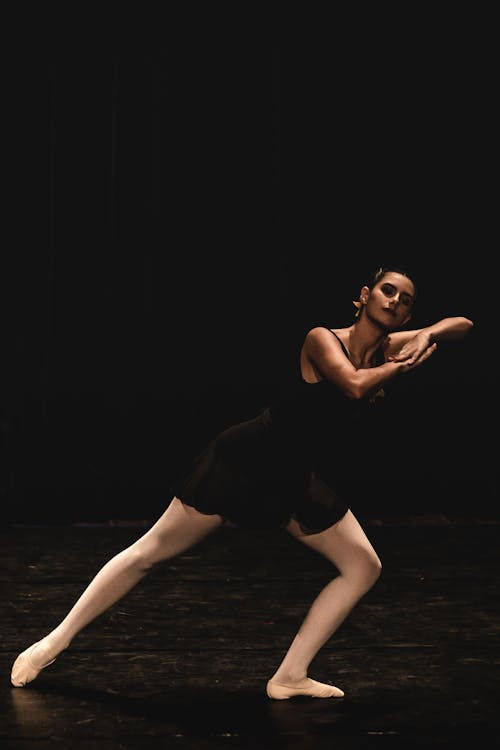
[388, 332, 437, 368]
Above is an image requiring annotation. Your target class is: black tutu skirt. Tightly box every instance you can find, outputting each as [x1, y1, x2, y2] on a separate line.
[170, 410, 349, 534]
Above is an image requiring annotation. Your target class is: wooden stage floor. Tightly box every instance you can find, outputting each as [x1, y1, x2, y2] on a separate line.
[2, 516, 499, 749]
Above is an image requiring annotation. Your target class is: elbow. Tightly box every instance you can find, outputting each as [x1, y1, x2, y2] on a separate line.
[342, 374, 370, 400]
[344, 383, 365, 400]
[457, 317, 474, 336]
[334, 381, 360, 399]
[452, 316, 473, 329]
[336, 373, 375, 400]
[438, 316, 474, 338]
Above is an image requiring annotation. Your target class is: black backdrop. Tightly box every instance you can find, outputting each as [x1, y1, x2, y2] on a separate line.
[1, 17, 496, 524]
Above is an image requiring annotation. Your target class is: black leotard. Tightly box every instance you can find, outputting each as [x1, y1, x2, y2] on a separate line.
[171, 328, 384, 533]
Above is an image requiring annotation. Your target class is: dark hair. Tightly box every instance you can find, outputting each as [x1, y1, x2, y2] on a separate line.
[368, 265, 417, 300]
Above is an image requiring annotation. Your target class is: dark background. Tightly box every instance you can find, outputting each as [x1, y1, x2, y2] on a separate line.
[1, 13, 496, 525]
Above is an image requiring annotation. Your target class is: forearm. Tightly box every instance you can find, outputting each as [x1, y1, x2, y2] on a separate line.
[350, 361, 403, 399]
[424, 317, 473, 343]
[386, 317, 469, 367]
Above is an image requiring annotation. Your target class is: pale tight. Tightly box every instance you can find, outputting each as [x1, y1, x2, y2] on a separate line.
[267, 510, 382, 698]
[11, 499, 221, 686]
[11, 500, 381, 699]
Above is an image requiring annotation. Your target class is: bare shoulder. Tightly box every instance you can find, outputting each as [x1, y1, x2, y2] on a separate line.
[303, 326, 348, 355]
[305, 326, 343, 343]
[305, 326, 330, 340]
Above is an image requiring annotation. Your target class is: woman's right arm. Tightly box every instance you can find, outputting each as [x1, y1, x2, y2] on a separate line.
[304, 327, 437, 401]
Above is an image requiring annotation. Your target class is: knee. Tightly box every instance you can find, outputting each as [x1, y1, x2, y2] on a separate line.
[367, 553, 382, 586]
[127, 540, 168, 572]
[345, 549, 382, 592]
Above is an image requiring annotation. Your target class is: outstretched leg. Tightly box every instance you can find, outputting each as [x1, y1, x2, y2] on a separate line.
[267, 510, 382, 699]
[11, 497, 223, 687]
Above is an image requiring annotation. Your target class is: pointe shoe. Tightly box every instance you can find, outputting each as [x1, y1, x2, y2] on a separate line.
[266, 677, 345, 700]
[11, 640, 57, 688]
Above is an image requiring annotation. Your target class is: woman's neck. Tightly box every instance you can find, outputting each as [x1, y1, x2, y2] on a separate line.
[344, 320, 388, 368]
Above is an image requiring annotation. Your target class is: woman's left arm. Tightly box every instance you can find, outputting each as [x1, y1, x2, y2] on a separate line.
[384, 317, 474, 365]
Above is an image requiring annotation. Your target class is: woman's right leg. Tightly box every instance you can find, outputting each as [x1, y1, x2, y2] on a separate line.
[11, 497, 223, 687]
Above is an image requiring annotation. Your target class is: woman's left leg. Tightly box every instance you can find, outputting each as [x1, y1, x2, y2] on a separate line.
[267, 509, 382, 699]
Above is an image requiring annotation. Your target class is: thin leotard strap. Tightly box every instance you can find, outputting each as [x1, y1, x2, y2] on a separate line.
[321, 327, 350, 359]
[322, 326, 384, 367]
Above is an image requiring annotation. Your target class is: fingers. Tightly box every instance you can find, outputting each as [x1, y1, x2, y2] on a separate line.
[390, 342, 437, 366]
[405, 343, 437, 368]
[388, 346, 418, 362]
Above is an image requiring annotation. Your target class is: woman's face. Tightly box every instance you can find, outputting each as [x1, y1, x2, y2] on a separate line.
[362, 272, 416, 328]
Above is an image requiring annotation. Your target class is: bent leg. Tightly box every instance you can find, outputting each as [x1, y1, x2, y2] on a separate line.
[267, 510, 381, 699]
[11, 497, 223, 687]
